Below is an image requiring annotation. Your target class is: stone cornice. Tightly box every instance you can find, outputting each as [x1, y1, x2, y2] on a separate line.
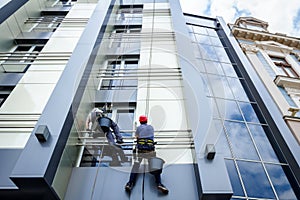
[274, 75, 300, 90]
[231, 26, 300, 49]
[240, 43, 259, 53]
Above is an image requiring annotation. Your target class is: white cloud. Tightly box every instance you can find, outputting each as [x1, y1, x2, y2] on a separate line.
[180, 0, 300, 37]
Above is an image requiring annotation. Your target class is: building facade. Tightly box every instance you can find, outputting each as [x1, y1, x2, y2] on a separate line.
[230, 17, 300, 145]
[0, 1, 299, 200]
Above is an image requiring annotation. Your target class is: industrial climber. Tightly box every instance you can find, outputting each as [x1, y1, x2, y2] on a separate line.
[85, 108, 127, 165]
[125, 115, 169, 194]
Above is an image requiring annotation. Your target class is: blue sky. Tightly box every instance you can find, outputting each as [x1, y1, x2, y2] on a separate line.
[180, 0, 300, 38]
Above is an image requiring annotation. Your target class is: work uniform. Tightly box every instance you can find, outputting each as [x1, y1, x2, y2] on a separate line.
[86, 109, 123, 143]
[128, 123, 161, 185]
[86, 109, 126, 165]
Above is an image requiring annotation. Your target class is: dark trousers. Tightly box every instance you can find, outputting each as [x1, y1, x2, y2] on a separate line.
[129, 151, 162, 185]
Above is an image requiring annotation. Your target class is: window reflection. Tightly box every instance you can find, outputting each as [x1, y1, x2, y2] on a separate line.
[224, 121, 259, 160]
[215, 128, 232, 158]
[239, 102, 260, 123]
[200, 44, 218, 61]
[203, 60, 224, 75]
[195, 34, 211, 45]
[221, 63, 237, 77]
[247, 124, 279, 163]
[265, 164, 297, 199]
[226, 78, 250, 102]
[216, 99, 243, 121]
[207, 75, 234, 99]
[225, 159, 245, 196]
[237, 161, 276, 199]
[215, 46, 231, 63]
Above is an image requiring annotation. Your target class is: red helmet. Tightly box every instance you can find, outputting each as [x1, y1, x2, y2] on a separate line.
[139, 115, 148, 123]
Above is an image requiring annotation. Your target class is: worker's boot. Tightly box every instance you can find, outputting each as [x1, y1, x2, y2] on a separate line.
[157, 183, 169, 194]
[125, 182, 133, 192]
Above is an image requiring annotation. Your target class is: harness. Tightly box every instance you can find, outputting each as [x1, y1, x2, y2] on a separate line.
[136, 138, 155, 152]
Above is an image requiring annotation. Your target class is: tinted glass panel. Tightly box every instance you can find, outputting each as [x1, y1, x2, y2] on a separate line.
[265, 164, 297, 199]
[227, 78, 249, 102]
[216, 99, 243, 121]
[239, 102, 260, 123]
[237, 161, 275, 199]
[225, 159, 245, 196]
[248, 124, 279, 163]
[225, 121, 259, 160]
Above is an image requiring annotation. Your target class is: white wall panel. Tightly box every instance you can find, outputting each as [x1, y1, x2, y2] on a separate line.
[18, 71, 63, 84]
[0, 84, 56, 113]
[0, 133, 31, 148]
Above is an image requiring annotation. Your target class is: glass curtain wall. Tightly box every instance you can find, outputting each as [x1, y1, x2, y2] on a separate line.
[187, 23, 297, 199]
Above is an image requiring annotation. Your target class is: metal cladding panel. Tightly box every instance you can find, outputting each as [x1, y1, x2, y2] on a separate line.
[0, 149, 22, 189]
[0, 0, 28, 24]
[64, 167, 134, 200]
[65, 164, 197, 200]
[143, 164, 199, 200]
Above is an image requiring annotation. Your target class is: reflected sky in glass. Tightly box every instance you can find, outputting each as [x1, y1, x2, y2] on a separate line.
[225, 159, 245, 197]
[214, 120, 232, 157]
[224, 121, 259, 160]
[200, 44, 218, 61]
[265, 164, 297, 199]
[215, 46, 231, 63]
[216, 99, 243, 121]
[227, 77, 249, 102]
[204, 60, 224, 75]
[221, 63, 237, 77]
[237, 161, 276, 199]
[208, 75, 234, 99]
[239, 102, 260, 123]
[248, 124, 280, 163]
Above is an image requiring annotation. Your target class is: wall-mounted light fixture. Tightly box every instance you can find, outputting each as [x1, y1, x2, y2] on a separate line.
[205, 144, 216, 160]
[35, 125, 50, 142]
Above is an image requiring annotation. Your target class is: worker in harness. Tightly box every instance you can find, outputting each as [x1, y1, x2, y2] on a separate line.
[85, 108, 127, 165]
[125, 115, 168, 194]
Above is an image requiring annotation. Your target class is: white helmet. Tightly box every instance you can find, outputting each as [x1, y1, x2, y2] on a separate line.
[93, 108, 103, 116]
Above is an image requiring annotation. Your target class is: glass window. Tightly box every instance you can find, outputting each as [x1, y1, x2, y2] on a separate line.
[248, 124, 280, 163]
[225, 159, 245, 196]
[270, 56, 298, 78]
[0, 45, 44, 73]
[221, 63, 237, 77]
[214, 46, 231, 63]
[116, 6, 143, 24]
[206, 28, 219, 37]
[227, 78, 250, 102]
[192, 25, 207, 35]
[215, 126, 232, 157]
[210, 37, 223, 47]
[237, 161, 276, 199]
[216, 99, 243, 121]
[195, 34, 211, 45]
[224, 121, 259, 160]
[115, 109, 135, 137]
[203, 60, 224, 75]
[265, 164, 297, 199]
[238, 102, 260, 123]
[100, 58, 139, 90]
[200, 44, 218, 61]
[207, 75, 234, 99]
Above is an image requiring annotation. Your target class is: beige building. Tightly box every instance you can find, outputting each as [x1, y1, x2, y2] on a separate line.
[230, 17, 300, 144]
